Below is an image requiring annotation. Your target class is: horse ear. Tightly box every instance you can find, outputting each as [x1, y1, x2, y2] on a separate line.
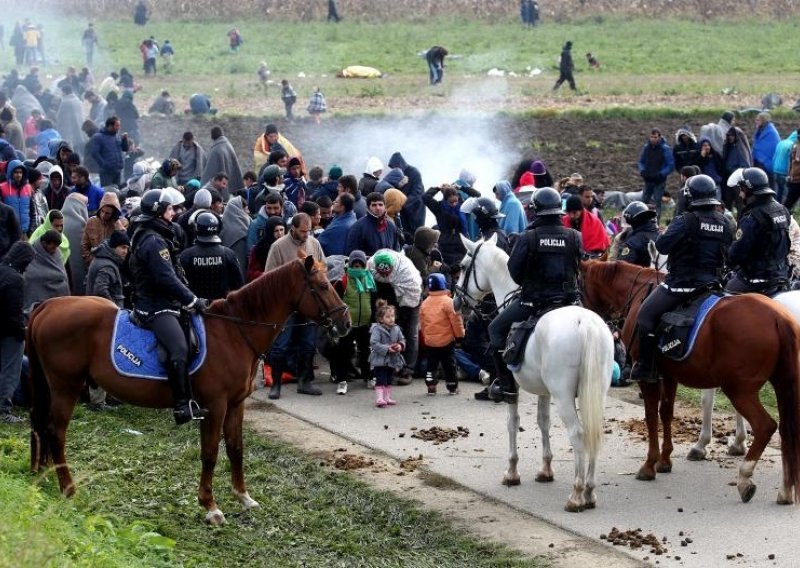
[486, 233, 498, 246]
[297, 248, 308, 260]
[598, 251, 608, 262]
[460, 234, 475, 253]
[303, 255, 315, 273]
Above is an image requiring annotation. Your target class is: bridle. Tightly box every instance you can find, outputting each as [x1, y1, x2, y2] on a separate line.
[454, 242, 518, 321]
[295, 265, 349, 330]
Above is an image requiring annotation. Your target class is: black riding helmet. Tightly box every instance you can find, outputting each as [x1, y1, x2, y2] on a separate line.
[623, 200, 656, 226]
[686, 175, 721, 208]
[194, 211, 222, 243]
[737, 167, 774, 196]
[531, 187, 563, 216]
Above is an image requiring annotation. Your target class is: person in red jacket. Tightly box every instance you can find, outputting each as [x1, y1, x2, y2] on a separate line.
[562, 195, 609, 256]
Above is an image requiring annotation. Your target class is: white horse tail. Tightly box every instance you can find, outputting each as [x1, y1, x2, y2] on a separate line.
[577, 313, 612, 459]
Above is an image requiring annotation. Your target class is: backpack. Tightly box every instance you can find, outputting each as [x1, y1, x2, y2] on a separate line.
[789, 143, 800, 183]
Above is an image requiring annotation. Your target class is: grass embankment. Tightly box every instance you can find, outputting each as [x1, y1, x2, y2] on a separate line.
[0, 405, 540, 568]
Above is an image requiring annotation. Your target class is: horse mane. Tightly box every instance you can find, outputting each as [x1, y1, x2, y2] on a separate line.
[218, 259, 303, 319]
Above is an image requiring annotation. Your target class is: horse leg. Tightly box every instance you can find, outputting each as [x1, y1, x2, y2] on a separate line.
[637, 382, 662, 480]
[689, 388, 716, 461]
[728, 412, 748, 457]
[198, 405, 227, 524]
[534, 394, 554, 483]
[778, 461, 796, 505]
[656, 379, 676, 473]
[223, 401, 259, 511]
[724, 390, 777, 503]
[502, 401, 521, 486]
[49, 385, 81, 496]
[552, 397, 586, 512]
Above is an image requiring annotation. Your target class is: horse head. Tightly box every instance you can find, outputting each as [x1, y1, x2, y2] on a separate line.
[454, 233, 497, 315]
[295, 255, 351, 338]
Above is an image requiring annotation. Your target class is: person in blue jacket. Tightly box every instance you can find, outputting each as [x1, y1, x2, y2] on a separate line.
[752, 112, 781, 186]
[346, 192, 399, 257]
[637, 128, 674, 222]
[319, 193, 356, 256]
[494, 180, 526, 235]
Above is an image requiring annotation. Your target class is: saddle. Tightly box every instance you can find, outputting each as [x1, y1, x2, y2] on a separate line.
[111, 310, 207, 380]
[657, 292, 723, 361]
[502, 304, 566, 368]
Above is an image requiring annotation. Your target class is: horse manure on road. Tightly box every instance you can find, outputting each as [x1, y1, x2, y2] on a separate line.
[411, 426, 470, 444]
[599, 527, 668, 555]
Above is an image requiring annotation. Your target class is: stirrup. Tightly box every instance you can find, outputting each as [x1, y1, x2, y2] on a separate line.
[188, 399, 208, 420]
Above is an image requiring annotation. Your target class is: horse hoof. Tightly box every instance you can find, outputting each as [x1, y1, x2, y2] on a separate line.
[727, 445, 746, 457]
[205, 508, 227, 525]
[635, 470, 656, 481]
[502, 476, 521, 487]
[656, 462, 672, 474]
[686, 448, 706, 461]
[564, 501, 584, 513]
[234, 491, 260, 510]
[62, 484, 76, 498]
[777, 495, 794, 505]
[740, 484, 757, 503]
[583, 500, 596, 510]
[534, 473, 554, 483]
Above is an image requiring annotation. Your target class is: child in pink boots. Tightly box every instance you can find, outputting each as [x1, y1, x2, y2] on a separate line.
[369, 300, 405, 408]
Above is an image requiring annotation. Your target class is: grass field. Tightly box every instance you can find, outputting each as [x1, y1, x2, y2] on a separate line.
[0, 405, 540, 568]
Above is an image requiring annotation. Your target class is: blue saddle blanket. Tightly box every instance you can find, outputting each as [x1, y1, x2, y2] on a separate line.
[110, 311, 207, 380]
[658, 294, 722, 361]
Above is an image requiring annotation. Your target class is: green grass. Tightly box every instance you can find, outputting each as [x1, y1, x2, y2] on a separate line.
[0, 406, 542, 568]
[677, 384, 778, 419]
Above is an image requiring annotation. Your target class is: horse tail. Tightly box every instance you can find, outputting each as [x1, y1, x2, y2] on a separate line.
[771, 314, 800, 498]
[577, 313, 612, 459]
[27, 305, 52, 472]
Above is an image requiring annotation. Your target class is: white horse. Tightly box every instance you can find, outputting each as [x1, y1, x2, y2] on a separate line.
[691, 289, 800, 460]
[455, 234, 615, 512]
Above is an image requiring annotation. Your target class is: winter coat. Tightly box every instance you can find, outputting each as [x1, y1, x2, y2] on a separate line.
[71, 180, 105, 214]
[423, 185, 479, 265]
[369, 323, 406, 370]
[495, 181, 527, 234]
[406, 226, 441, 281]
[202, 135, 244, 199]
[318, 210, 356, 256]
[0, 160, 33, 234]
[752, 121, 781, 174]
[773, 131, 799, 177]
[346, 213, 399, 257]
[419, 290, 465, 347]
[367, 249, 422, 308]
[91, 127, 128, 175]
[387, 152, 426, 236]
[29, 210, 71, 265]
[62, 193, 89, 294]
[24, 238, 70, 313]
[696, 137, 724, 185]
[0, 241, 33, 340]
[0, 200, 23, 258]
[85, 242, 125, 307]
[81, 192, 125, 264]
[672, 128, 699, 173]
[342, 268, 374, 328]
[637, 137, 674, 183]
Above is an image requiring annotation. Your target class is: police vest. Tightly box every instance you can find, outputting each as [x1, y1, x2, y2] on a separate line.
[668, 211, 733, 283]
[522, 225, 581, 303]
[181, 244, 234, 300]
[619, 222, 659, 267]
[741, 200, 790, 279]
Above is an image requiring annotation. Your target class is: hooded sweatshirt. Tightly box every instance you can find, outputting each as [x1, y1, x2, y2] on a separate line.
[29, 210, 71, 265]
[0, 160, 33, 233]
[495, 181, 527, 234]
[387, 152, 426, 235]
[0, 241, 34, 340]
[81, 191, 125, 264]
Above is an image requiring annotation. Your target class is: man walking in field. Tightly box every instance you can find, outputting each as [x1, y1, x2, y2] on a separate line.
[553, 41, 576, 91]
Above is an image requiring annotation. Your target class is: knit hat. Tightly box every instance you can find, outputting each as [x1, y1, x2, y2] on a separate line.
[721, 111, 735, 123]
[109, 230, 130, 248]
[328, 165, 343, 180]
[262, 164, 285, 183]
[427, 273, 447, 292]
[1, 240, 34, 271]
[184, 179, 201, 191]
[287, 156, 302, 168]
[372, 251, 395, 276]
[193, 188, 212, 209]
[565, 195, 583, 212]
[365, 156, 383, 175]
[349, 249, 367, 267]
[458, 169, 477, 187]
[531, 160, 547, 175]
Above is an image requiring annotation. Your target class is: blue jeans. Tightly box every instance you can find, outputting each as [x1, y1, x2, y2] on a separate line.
[270, 314, 316, 362]
[775, 174, 788, 204]
[0, 337, 25, 413]
[454, 349, 480, 380]
[642, 180, 666, 221]
[428, 61, 443, 85]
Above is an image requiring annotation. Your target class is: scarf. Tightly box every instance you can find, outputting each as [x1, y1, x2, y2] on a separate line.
[347, 267, 376, 293]
[371, 211, 388, 233]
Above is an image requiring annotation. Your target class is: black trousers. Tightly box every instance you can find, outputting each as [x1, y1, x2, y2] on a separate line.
[488, 299, 537, 349]
[149, 312, 188, 364]
[637, 286, 686, 336]
[426, 343, 457, 383]
[553, 72, 576, 90]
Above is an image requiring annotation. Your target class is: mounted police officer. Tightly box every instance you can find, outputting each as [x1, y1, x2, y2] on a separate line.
[488, 187, 583, 403]
[725, 167, 790, 295]
[614, 201, 659, 267]
[179, 212, 244, 300]
[632, 174, 734, 382]
[129, 189, 210, 425]
[464, 196, 511, 253]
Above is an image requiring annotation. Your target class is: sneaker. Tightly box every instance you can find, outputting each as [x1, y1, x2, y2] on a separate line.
[367, 378, 376, 389]
[336, 381, 348, 395]
[478, 370, 491, 385]
[426, 383, 437, 395]
[446, 382, 459, 395]
[1, 413, 24, 423]
[474, 388, 490, 401]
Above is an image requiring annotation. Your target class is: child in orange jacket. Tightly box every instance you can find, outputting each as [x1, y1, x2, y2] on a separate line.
[419, 272, 465, 394]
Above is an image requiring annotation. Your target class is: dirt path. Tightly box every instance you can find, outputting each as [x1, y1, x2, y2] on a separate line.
[244, 398, 647, 567]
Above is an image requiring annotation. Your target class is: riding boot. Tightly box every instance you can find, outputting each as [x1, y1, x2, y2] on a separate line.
[631, 333, 659, 383]
[296, 355, 322, 395]
[268, 358, 286, 400]
[167, 361, 208, 425]
[489, 349, 518, 404]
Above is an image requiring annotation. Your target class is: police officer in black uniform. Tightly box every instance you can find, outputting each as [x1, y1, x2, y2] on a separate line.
[488, 187, 583, 403]
[614, 201, 660, 267]
[179, 212, 244, 300]
[468, 196, 511, 253]
[632, 175, 735, 382]
[725, 167, 790, 294]
[129, 189, 209, 425]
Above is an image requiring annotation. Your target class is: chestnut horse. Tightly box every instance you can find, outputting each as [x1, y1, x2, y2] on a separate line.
[27, 256, 350, 524]
[581, 260, 800, 504]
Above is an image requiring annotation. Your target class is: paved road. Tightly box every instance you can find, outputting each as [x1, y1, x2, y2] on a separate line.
[251, 374, 796, 567]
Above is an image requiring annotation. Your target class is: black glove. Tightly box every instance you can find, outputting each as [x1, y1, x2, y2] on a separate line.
[192, 298, 209, 314]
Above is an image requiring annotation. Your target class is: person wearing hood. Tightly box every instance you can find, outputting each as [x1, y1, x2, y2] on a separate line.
[0, 107, 24, 151]
[0, 200, 23, 259]
[55, 84, 85, 152]
[672, 127, 699, 173]
[700, 110, 736, 155]
[346, 192, 400, 257]
[375, 167, 407, 194]
[81, 191, 127, 265]
[29, 208, 70, 264]
[493, 180, 526, 235]
[34, 119, 61, 159]
[424, 183, 480, 266]
[91, 116, 130, 188]
[387, 152, 426, 237]
[0, 159, 33, 235]
[752, 112, 781, 184]
[696, 137, 724, 189]
[319, 192, 356, 256]
[115, 90, 140, 145]
[70, 166, 105, 214]
[201, 126, 243, 200]
[150, 158, 181, 190]
[246, 215, 285, 282]
[0, 241, 34, 423]
[553, 40, 576, 91]
[773, 128, 799, 205]
[406, 226, 442, 283]
[637, 128, 674, 221]
[27, 163, 50, 234]
[169, 131, 207, 186]
[126, 160, 153, 196]
[383, 187, 408, 243]
[358, 156, 383, 198]
[62, 192, 89, 294]
[86, 229, 129, 307]
[722, 127, 753, 211]
[453, 169, 481, 241]
[461, 196, 510, 252]
[24, 229, 70, 313]
[220, 195, 251, 281]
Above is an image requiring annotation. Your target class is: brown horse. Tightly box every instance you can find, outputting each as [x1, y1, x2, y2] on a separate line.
[27, 256, 350, 524]
[581, 260, 800, 505]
